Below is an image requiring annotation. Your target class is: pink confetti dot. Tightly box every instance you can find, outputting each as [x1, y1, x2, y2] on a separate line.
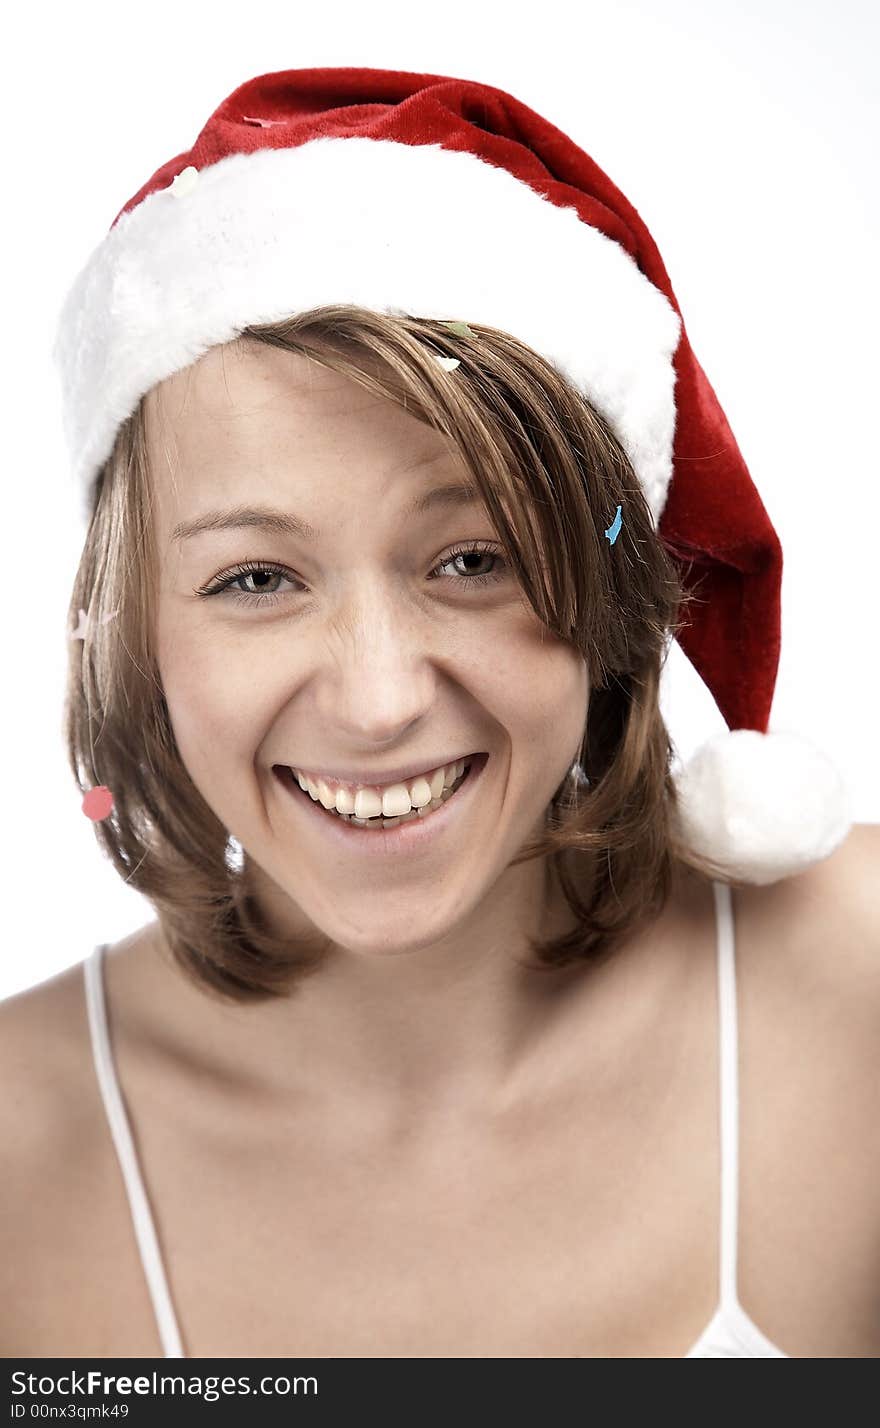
[82, 786, 115, 822]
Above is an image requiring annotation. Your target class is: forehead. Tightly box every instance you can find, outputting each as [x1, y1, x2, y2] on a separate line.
[144, 338, 476, 522]
[146, 339, 383, 439]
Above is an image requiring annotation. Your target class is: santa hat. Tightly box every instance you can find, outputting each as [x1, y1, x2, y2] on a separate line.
[53, 65, 852, 885]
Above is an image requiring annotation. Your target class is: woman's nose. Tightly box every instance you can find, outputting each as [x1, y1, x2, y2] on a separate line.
[311, 596, 437, 742]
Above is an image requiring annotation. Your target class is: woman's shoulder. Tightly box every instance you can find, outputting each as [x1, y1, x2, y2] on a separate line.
[0, 923, 158, 1130]
[0, 952, 94, 1139]
[730, 822, 880, 1353]
[730, 821, 880, 1189]
[734, 820, 880, 1001]
[0, 925, 156, 1352]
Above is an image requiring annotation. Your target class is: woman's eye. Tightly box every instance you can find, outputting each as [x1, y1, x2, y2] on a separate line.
[434, 544, 508, 587]
[197, 562, 298, 606]
[195, 543, 509, 608]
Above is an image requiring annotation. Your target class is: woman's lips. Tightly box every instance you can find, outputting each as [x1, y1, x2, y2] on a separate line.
[272, 753, 489, 855]
[281, 753, 484, 797]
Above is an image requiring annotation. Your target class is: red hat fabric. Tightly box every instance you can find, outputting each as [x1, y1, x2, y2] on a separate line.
[53, 66, 853, 881]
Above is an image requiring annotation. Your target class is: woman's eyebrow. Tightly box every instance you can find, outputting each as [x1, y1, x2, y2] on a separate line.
[170, 482, 482, 544]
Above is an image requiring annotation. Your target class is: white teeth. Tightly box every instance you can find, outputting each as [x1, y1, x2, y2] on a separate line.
[380, 782, 414, 816]
[403, 775, 433, 812]
[326, 781, 355, 815]
[354, 788, 385, 822]
[315, 776, 340, 811]
[288, 759, 474, 828]
[296, 759, 468, 818]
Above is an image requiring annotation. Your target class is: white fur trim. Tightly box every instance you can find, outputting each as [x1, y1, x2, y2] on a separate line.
[52, 137, 682, 523]
[672, 729, 854, 885]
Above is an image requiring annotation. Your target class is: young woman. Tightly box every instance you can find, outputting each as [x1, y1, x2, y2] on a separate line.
[1, 68, 877, 1360]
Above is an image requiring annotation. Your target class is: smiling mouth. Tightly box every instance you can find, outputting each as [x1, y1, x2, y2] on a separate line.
[275, 757, 479, 829]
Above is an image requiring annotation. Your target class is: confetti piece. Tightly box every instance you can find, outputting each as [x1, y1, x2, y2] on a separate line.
[70, 607, 118, 640]
[70, 608, 89, 640]
[241, 115, 285, 128]
[441, 321, 476, 338]
[168, 166, 199, 198]
[605, 505, 623, 545]
[433, 356, 461, 372]
[82, 786, 114, 822]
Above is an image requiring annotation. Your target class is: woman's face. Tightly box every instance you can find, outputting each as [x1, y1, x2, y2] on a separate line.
[147, 338, 589, 953]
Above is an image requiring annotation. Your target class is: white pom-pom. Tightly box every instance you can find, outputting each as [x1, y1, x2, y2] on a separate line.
[672, 729, 854, 886]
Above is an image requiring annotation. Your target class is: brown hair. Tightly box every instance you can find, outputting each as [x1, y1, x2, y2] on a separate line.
[65, 304, 731, 1003]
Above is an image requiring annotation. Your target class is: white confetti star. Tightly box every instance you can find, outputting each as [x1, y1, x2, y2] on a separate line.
[70, 608, 118, 640]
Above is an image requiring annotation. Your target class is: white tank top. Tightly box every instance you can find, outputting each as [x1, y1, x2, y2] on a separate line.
[82, 878, 790, 1359]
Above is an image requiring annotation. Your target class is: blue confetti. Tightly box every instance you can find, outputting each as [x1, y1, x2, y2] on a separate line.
[605, 505, 623, 545]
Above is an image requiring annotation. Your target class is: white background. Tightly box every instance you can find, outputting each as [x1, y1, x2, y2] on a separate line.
[2, 0, 877, 999]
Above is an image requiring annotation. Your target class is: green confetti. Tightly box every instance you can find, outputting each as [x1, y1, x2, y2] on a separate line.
[441, 321, 476, 338]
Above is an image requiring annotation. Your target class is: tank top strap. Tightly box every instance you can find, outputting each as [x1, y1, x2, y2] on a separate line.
[711, 879, 740, 1309]
[83, 944, 186, 1358]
